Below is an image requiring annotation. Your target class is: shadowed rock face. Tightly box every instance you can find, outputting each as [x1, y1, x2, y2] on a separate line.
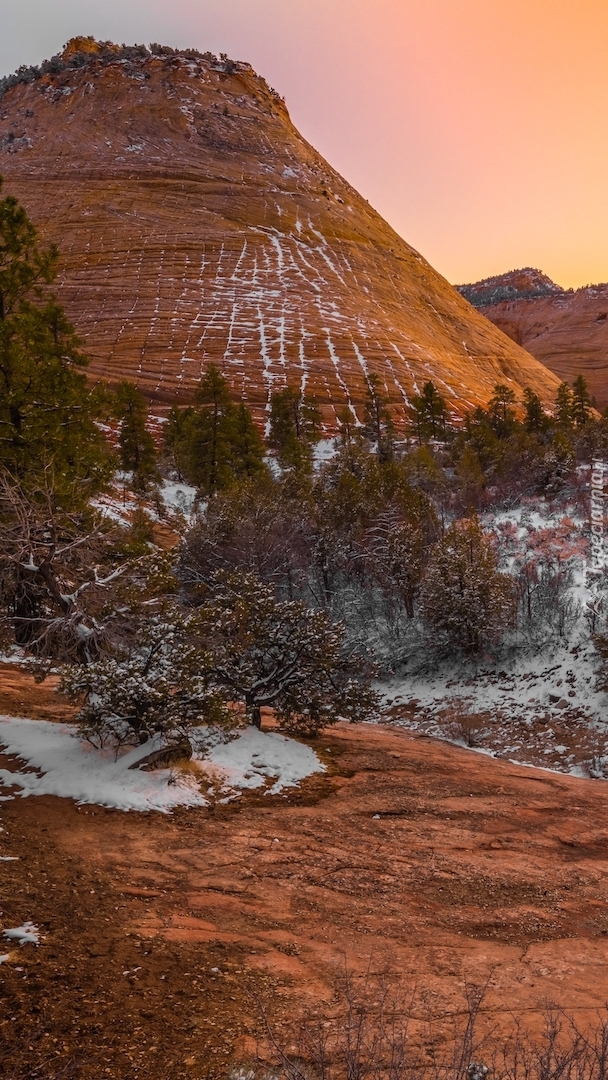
[458, 269, 608, 411]
[0, 41, 560, 426]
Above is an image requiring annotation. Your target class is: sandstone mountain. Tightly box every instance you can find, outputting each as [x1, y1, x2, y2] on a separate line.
[0, 39, 561, 426]
[458, 269, 608, 410]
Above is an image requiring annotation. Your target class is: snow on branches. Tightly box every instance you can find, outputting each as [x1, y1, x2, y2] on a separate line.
[60, 603, 230, 748]
[198, 571, 379, 736]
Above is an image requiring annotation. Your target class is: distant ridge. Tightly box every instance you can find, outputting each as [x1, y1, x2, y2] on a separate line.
[457, 268, 608, 408]
[0, 39, 561, 426]
[457, 268, 564, 308]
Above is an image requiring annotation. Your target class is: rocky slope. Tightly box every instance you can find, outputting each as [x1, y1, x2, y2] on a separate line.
[0, 39, 561, 426]
[458, 269, 608, 409]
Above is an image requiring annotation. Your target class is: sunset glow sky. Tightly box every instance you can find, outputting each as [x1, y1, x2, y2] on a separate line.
[3, 0, 608, 288]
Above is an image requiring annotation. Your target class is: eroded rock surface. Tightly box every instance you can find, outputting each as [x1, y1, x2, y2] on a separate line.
[0, 41, 560, 426]
[3, 663, 608, 1077]
[458, 269, 608, 409]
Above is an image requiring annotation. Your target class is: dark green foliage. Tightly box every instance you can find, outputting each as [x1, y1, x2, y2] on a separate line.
[164, 404, 192, 482]
[420, 516, 516, 655]
[410, 380, 447, 442]
[115, 381, 159, 492]
[164, 365, 266, 495]
[198, 570, 379, 735]
[555, 382, 573, 428]
[60, 600, 231, 747]
[363, 374, 395, 462]
[487, 383, 517, 438]
[0, 178, 112, 502]
[229, 402, 268, 482]
[572, 374, 592, 428]
[522, 387, 549, 434]
[268, 385, 321, 474]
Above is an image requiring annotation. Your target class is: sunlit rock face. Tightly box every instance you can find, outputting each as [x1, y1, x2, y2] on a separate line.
[458, 269, 608, 411]
[0, 40, 560, 426]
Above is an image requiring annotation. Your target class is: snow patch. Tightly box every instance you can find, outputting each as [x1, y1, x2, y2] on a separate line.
[198, 726, 325, 795]
[159, 478, 197, 518]
[0, 718, 325, 812]
[0, 717, 206, 814]
[3, 922, 40, 945]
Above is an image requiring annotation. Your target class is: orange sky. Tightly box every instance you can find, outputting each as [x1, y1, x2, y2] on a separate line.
[3, 0, 608, 287]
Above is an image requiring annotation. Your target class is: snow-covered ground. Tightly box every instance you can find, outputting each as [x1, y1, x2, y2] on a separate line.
[0, 719, 325, 813]
[196, 725, 325, 798]
[92, 475, 198, 528]
[380, 486, 608, 778]
[158, 477, 197, 519]
[381, 639, 607, 777]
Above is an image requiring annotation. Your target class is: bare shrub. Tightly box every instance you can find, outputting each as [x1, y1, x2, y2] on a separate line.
[582, 732, 608, 779]
[440, 697, 487, 748]
[246, 971, 608, 1080]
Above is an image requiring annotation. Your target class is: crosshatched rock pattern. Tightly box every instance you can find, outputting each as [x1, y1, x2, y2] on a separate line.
[0, 44, 561, 425]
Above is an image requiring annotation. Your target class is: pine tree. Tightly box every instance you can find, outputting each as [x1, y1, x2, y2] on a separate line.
[555, 382, 573, 428]
[163, 403, 194, 481]
[363, 374, 395, 462]
[187, 363, 234, 494]
[115, 380, 159, 492]
[337, 405, 357, 446]
[268, 385, 321, 473]
[488, 384, 517, 439]
[0, 178, 111, 500]
[572, 374, 591, 428]
[226, 402, 267, 482]
[410, 380, 447, 443]
[420, 517, 515, 655]
[164, 369, 266, 494]
[522, 387, 548, 434]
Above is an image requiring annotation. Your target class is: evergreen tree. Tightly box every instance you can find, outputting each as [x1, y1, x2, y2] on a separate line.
[363, 374, 395, 462]
[572, 374, 592, 428]
[555, 382, 573, 428]
[163, 403, 194, 482]
[164, 368, 266, 494]
[488, 384, 517, 439]
[522, 387, 548, 434]
[337, 405, 358, 448]
[115, 380, 159, 492]
[226, 402, 267, 482]
[61, 601, 231, 748]
[188, 363, 234, 493]
[410, 380, 447, 442]
[0, 178, 111, 501]
[268, 385, 321, 473]
[420, 517, 515, 655]
[199, 569, 378, 734]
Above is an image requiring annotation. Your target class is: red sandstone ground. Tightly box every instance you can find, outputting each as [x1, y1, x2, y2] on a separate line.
[2, 665, 608, 1079]
[0, 41, 560, 427]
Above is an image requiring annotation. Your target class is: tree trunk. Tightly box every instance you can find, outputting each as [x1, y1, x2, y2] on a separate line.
[13, 568, 39, 645]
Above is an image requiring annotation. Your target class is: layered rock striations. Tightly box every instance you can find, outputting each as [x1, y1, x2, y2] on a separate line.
[458, 269, 608, 410]
[0, 39, 561, 424]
